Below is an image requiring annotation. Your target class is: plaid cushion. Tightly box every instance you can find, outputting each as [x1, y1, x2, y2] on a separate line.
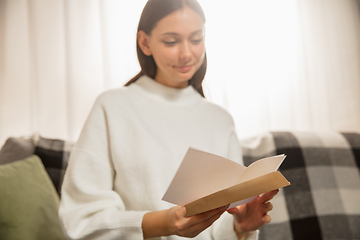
[34, 136, 73, 196]
[0, 135, 73, 197]
[241, 131, 360, 240]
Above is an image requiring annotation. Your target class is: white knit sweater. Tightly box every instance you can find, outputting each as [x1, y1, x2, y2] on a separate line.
[59, 75, 258, 240]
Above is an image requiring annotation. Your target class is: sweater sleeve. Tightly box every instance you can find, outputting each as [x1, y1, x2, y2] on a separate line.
[210, 129, 259, 240]
[58, 97, 147, 240]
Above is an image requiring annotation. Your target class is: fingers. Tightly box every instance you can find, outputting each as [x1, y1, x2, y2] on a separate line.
[173, 205, 228, 238]
[226, 204, 243, 215]
[260, 189, 279, 203]
[263, 202, 273, 212]
[262, 214, 271, 224]
[263, 202, 273, 215]
[182, 206, 227, 237]
[227, 191, 278, 234]
[226, 207, 238, 215]
[260, 189, 277, 216]
[190, 205, 228, 223]
[174, 206, 187, 217]
[261, 201, 273, 226]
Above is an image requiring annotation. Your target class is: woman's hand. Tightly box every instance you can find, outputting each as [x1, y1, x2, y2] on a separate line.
[167, 205, 230, 238]
[227, 189, 279, 238]
[142, 205, 228, 239]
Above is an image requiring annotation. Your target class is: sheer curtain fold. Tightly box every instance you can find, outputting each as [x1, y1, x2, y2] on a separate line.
[28, 0, 68, 139]
[65, 0, 107, 141]
[296, 0, 360, 134]
[1, 0, 32, 142]
[0, 0, 139, 143]
[0, 0, 360, 145]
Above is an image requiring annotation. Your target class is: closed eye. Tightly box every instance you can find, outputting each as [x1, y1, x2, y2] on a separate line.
[191, 39, 203, 44]
[163, 40, 177, 46]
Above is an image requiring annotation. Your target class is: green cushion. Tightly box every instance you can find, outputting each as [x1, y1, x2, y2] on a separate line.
[0, 155, 66, 240]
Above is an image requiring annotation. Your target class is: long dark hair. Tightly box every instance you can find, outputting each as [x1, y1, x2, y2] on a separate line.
[125, 0, 207, 97]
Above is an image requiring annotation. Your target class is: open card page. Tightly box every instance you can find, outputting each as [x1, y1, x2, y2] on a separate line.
[162, 147, 290, 217]
[162, 147, 246, 206]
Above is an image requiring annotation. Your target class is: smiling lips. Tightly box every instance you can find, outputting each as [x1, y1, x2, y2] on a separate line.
[175, 65, 193, 73]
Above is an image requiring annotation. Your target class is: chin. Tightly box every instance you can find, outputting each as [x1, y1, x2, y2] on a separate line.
[176, 75, 193, 84]
[178, 70, 197, 81]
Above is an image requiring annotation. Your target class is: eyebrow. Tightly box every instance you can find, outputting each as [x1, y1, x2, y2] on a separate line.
[161, 29, 203, 37]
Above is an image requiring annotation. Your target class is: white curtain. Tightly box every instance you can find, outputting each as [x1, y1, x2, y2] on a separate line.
[0, 0, 147, 143]
[205, 0, 360, 139]
[1, 0, 360, 145]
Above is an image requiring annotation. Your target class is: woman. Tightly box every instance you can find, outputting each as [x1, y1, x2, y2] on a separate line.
[59, 0, 278, 239]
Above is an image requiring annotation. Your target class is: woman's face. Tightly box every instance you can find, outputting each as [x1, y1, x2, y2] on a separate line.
[139, 6, 205, 89]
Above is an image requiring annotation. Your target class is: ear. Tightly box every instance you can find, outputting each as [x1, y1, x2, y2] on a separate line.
[138, 31, 152, 56]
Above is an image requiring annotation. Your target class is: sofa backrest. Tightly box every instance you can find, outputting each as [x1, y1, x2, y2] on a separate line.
[2, 131, 360, 239]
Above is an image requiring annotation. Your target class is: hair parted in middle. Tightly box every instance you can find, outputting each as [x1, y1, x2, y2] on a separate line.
[125, 0, 207, 97]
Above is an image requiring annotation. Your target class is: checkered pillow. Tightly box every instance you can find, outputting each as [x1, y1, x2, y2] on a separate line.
[0, 135, 73, 197]
[34, 136, 74, 196]
[241, 131, 360, 240]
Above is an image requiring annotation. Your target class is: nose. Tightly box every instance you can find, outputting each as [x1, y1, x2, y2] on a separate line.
[179, 41, 192, 62]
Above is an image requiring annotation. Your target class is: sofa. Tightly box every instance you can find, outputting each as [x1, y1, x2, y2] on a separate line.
[0, 131, 359, 240]
[241, 131, 360, 240]
[0, 135, 73, 240]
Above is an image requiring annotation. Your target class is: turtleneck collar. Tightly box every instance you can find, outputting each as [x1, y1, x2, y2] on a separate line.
[130, 75, 202, 106]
